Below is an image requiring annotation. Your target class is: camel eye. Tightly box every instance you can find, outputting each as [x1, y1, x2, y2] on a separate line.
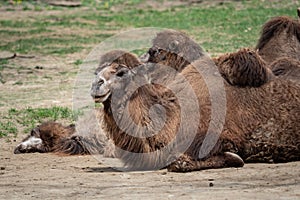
[30, 130, 35, 136]
[272, 68, 285, 76]
[116, 68, 128, 77]
[30, 128, 40, 137]
[149, 47, 161, 57]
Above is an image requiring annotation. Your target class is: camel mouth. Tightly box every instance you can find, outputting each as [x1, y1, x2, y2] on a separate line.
[93, 92, 111, 103]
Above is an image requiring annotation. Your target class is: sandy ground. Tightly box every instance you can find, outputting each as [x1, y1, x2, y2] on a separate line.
[1, 136, 299, 200]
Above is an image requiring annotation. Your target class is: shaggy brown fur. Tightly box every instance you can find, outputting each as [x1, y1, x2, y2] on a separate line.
[14, 122, 75, 154]
[145, 30, 205, 71]
[96, 50, 141, 74]
[92, 50, 300, 172]
[52, 109, 109, 155]
[213, 48, 274, 87]
[148, 31, 278, 88]
[255, 13, 300, 65]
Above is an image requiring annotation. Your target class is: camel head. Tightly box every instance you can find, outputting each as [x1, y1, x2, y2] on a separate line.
[91, 61, 136, 104]
[91, 50, 145, 105]
[14, 122, 75, 154]
[14, 126, 44, 154]
[142, 30, 205, 71]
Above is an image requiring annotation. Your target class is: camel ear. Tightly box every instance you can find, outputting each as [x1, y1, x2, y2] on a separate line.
[168, 40, 179, 52]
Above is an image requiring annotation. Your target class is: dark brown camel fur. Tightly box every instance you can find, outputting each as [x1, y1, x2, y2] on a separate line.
[213, 48, 275, 87]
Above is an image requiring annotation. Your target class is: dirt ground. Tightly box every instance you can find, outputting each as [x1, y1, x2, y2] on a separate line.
[1, 137, 299, 200]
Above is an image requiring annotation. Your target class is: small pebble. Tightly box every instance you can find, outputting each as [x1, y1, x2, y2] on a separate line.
[209, 182, 214, 187]
[0, 167, 5, 170]
[35, 66, 43, 69]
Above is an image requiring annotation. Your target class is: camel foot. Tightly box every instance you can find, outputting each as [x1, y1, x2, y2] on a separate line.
[167, 152, 244, 173]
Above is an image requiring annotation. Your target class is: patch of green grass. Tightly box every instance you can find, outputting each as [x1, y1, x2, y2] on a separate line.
[48, 46, 83, 55]
[131, 48, 149, 57]
[0, 20, 30, 28]
[13, 81, 23, 85]
[0, 0, 58, 11]
[0, 34, 112, 54]
[1, 0, 297, 56]
[0, 121, 18, 138]
[74, 59, 83, 66]
[0, 59, 9, 71]
[81, 0, 143, 10]
[0, 106, 77, 138]
[108, 2, 297, 53]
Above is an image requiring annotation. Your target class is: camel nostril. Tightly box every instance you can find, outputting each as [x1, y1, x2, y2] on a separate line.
[14, 145, 24, 154]
[98, 79, 104, 85]
[14, 148, 21, 154]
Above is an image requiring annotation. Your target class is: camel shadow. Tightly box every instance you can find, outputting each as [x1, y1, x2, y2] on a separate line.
[84, 167, 121, 173]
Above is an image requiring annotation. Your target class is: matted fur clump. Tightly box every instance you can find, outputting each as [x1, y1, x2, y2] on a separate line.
[213, 48, 274, 87]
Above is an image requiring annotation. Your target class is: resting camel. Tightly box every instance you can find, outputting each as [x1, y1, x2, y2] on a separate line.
[14, 122, 75, 154]
[88, 48, 299, 172]
[14, 48, 299, 172]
